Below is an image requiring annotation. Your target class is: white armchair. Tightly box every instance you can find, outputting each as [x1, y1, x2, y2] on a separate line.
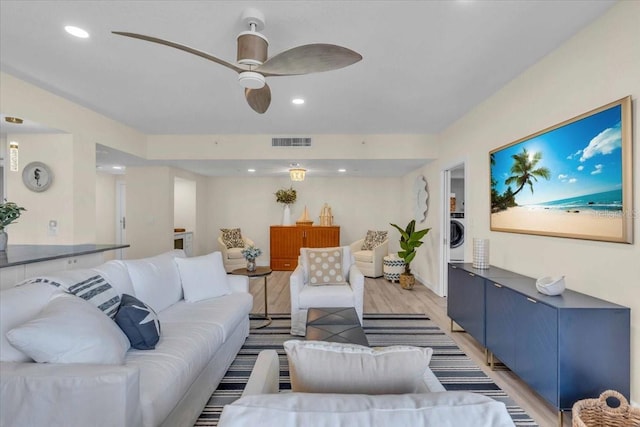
[290, 246, 365, 335]
[217, 235, 255, 273]
[349, 238, 389, 278]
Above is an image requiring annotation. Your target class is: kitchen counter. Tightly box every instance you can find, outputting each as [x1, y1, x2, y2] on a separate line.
[0, 244, 129, 268]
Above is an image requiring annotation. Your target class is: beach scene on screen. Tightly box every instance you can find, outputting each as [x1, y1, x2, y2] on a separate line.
[490, 103, 625, 239]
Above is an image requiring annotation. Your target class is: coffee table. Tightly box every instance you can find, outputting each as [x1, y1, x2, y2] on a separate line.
[305, 307, 369, 346]
[231, 266, 272, 329]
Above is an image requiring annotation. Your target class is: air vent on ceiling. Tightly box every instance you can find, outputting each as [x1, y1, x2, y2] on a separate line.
[272, 137, 312, 147]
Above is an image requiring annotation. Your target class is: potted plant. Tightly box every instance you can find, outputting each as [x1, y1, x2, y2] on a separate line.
[390, 219, 431, 290]
[275, 187, 297, 225]
[0, 201, 27, 251]
[241, 245, 262, 272]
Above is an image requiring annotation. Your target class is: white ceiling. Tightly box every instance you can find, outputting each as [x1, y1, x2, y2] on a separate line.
[0, 1, 615, 176]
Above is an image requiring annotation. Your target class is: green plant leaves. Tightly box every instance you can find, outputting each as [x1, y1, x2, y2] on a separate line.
[389, 219, 431, 274]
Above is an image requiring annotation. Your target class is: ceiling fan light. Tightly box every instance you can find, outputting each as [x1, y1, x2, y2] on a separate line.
[238, 71, 265, 89]
[289, 168, 306, 181]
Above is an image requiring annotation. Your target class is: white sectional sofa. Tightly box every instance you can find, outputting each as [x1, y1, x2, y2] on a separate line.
[0, 249, 253, 427]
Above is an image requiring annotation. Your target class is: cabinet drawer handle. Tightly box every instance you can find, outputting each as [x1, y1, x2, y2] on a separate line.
[452, 265, 457, 269]
[284, 263, 291, 267]
[468, 273, 475, 277]
[493, 283, 502, 288]
[526, 297, 537, 304]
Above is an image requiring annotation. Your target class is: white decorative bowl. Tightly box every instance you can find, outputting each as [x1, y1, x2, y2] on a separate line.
[536, 276, 566, 296]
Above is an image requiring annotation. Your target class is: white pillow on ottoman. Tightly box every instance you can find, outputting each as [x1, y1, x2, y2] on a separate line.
[6, 294, 130, 364]
[175, 252, 231, 302]
[284, 340, 433, 394]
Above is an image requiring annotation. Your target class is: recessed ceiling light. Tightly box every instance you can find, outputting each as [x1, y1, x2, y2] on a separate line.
[292, 98, 305, 105]
[112, 165, 124, 170]
[338, 169, 346, 173]
[248, 168, 256, 173]
[65, 26, 89, 38]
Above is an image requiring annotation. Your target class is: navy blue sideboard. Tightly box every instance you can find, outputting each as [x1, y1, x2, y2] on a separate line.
[448, 263, 630, 412]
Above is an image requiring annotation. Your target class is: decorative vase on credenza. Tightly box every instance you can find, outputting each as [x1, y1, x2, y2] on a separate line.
[282, 204, 291, 226]
[0, 231, 7, 252]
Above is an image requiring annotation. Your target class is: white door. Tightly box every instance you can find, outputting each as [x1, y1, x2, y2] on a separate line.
[115, 181, 127, 259]
[439, 161, 466, 298]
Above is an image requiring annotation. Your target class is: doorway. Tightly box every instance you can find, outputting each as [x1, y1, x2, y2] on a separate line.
[439, 161, 466, 297]
[115, 180, 126, 259]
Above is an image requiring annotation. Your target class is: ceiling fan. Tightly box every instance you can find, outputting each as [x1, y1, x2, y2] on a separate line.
[112, 8, 362, 114]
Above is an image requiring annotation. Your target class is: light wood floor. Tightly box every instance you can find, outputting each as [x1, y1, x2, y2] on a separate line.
[247, 271, 569, 427]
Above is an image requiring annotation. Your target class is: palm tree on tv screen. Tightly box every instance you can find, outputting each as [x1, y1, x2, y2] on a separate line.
[505, 148, 551, 198]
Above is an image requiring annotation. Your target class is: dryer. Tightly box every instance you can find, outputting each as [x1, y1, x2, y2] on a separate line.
[450, 213, 465, 261]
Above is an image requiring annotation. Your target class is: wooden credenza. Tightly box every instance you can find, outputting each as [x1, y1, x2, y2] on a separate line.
[270, 226, 340, 271]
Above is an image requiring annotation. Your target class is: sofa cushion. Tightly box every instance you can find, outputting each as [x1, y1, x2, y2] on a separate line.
[7, 294, 130, 364]
[361, 230, 388, 250]
[125, 311, 227, 427]
[115, 294, 161, 350]
[220, 228, 244, 249]
[217, 391, 515, 427]
[226, 247, 245, 259]
[298, 284, 355, 310]
[0, 282, 62, 362]
[92, 260, 135, 296]
[175, 252, 231, 302]
[284, 340, 432, 394]
[123, 250, 185, 313]
[158, 292, 253, 341]
[353, 250, 374, 263]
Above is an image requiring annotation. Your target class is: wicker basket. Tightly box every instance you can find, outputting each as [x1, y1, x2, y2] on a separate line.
[572, 390, 640, 427]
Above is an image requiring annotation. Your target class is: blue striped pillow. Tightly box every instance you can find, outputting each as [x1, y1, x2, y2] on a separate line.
[65, 275, 121, 319]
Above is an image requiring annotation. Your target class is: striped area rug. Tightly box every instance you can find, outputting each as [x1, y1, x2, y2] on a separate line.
[195, 313, 538, 426]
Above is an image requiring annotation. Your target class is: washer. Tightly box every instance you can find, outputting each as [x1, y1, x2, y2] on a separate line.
[450, 213, 465, 261]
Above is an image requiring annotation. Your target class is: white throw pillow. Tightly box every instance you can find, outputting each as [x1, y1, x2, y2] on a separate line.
[0, 282, 62, 362]
[124, 250, 185, 312]
[6, 294, 130, 364]
[284, 340, 433, 394]
[175, 252, 231, 302]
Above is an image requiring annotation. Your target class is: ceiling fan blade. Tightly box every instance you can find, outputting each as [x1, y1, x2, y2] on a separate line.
[112, 31, 244, 73]
[245, 84, 271, 114]
[256, 44, 362, 76]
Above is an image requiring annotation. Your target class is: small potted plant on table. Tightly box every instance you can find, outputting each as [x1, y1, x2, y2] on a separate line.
[0, 201, 27, 251]
[390, 219, 431, 290]
[241, 245, 262, 272]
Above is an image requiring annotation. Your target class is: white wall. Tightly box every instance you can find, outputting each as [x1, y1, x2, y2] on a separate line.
[204, 176, 405, 265]
[5, 134, 76, 243]
[425, 1, 640, 401]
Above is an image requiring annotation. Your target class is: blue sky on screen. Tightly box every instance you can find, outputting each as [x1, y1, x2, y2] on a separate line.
[491, 104, 622, 206]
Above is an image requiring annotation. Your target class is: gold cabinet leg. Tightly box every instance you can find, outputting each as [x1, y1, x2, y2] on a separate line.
[450, 319, 464, 332]
[558, 410, 564, 427]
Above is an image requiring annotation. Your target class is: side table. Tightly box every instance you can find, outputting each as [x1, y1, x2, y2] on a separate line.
[231, 266, 272, 329]
[383, 256, 405, 282]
